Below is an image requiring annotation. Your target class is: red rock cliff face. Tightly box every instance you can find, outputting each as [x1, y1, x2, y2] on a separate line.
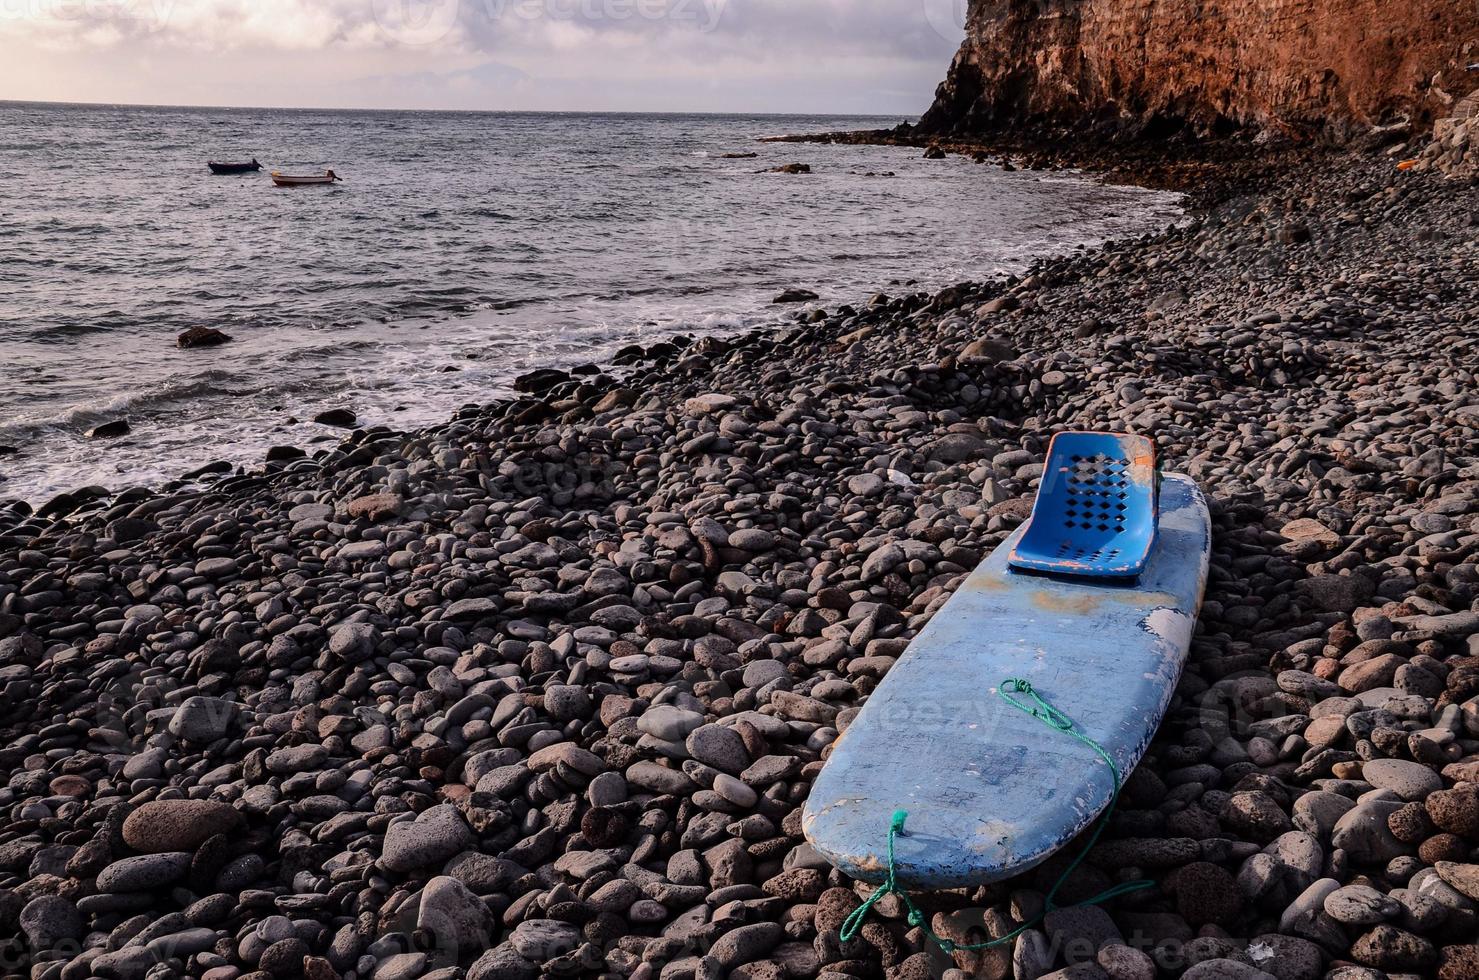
[918, 0, 1478, 139]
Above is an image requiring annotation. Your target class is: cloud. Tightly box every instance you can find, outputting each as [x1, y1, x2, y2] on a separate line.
[1, 0, 383, 50]
[0, 0, 969, 111]
[1, 0, 966, 56]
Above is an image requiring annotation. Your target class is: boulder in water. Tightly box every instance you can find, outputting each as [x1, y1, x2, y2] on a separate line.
[313, 408, 358, 428]
[86, 419, 130, 439]
[177, 326, 232, 349]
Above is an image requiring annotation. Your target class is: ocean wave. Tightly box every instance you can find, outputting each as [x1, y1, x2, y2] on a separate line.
[25, 320, 123, 341]
[0, 371, 244, 438]
[275, 339, 378, 363]
[0, 350, 391, 442]
[413, 285, 478, 297]
[31, 219, 112, 235]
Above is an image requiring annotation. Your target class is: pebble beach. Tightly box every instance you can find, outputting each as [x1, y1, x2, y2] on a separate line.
[1, 144, 1477, 980]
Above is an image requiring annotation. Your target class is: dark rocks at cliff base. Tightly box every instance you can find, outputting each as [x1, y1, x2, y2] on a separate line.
[177, 326, 233, 348]
[0, 148, 1476, 980]
[1276, 221, 1312, 245]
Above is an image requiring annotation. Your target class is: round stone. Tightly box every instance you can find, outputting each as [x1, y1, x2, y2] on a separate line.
[122, 800, 242, 854]
[1362, 759, 1443, 801]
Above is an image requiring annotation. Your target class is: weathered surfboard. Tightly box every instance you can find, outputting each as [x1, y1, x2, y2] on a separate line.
[803, 473, 1211, 889]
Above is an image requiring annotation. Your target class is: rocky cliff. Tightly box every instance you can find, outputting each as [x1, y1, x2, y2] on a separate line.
[918, 0, 1479, 140]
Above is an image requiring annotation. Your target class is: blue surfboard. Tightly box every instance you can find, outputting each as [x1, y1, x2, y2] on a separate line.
[803, 473, 1211, 889]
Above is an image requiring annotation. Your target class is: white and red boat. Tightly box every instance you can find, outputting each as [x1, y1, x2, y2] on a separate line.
[271, 169, 342, 187]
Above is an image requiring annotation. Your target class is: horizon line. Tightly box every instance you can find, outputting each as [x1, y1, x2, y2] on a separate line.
[0, 97, 918, 119]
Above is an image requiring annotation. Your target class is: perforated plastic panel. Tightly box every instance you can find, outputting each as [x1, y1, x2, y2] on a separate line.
[1008, 432, 1159, 578]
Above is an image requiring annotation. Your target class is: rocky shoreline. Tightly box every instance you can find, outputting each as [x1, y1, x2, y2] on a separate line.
[1, 147, 1477, 980]
[760, 126, 1317, 207]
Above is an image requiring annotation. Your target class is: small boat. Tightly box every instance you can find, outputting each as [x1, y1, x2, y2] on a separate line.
[208, 159, 261, 174]
[271, 170, 343, 187]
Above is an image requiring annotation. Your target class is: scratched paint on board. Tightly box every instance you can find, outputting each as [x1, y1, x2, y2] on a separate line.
[802, 474, 1212, 889]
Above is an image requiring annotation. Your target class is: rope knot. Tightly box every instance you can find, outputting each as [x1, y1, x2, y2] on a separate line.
[1003, 677, 1074, 730]
[1039, 705, 1075, 731]
[938, 939, 957, 954]
[907, 910, 925, 928]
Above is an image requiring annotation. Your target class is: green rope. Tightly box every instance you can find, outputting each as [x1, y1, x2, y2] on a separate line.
[838, 677, 1154, 953]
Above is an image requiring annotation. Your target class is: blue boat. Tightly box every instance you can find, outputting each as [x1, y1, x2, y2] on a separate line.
[803, 434, 1211, 889]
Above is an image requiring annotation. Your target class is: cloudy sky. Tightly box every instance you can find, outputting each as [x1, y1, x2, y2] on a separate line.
[0, 0, 969, 114]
